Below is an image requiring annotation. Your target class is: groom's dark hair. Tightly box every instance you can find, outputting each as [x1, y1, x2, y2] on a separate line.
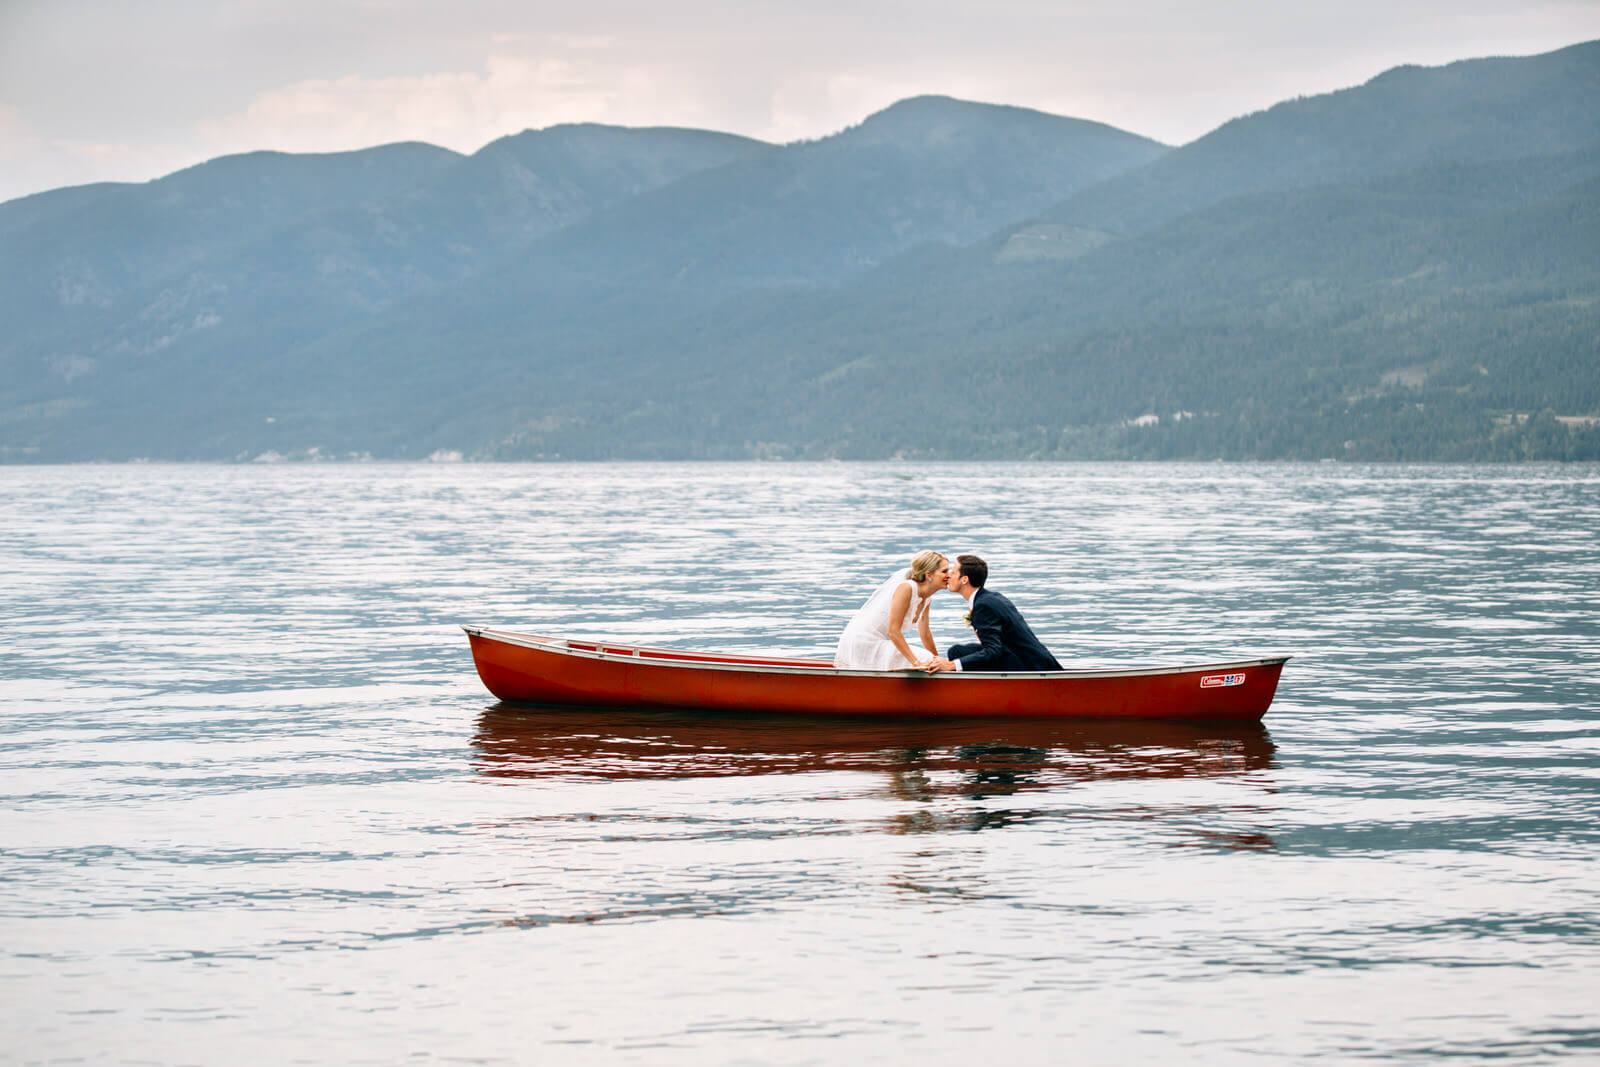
[956, 555, 988, 589]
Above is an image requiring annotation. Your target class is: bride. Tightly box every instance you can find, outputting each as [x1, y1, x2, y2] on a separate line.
[834, 551, 951, 669]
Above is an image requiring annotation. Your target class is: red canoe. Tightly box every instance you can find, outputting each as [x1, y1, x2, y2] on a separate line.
[464, 627, 1289, 723]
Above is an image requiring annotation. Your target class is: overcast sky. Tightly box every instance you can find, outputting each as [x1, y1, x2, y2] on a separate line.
[2, 0, 1598, 204]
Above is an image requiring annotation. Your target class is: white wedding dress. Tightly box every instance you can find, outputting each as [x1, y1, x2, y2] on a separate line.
[833, 571, 933, 669]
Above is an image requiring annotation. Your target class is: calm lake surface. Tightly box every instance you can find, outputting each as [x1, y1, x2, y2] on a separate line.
[3, 462, 1598, 1064]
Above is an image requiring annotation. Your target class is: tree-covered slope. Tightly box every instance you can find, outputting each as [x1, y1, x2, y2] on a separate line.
[0, 97, 1168, 459]
[496, 140, 1598, 461]
[1033, 39, 1600, 238]
[2, 43, 1597, 462]
[0, 126, 765, 458]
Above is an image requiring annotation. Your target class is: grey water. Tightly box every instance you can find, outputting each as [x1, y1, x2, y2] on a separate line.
[3, 462, 1598, 1064]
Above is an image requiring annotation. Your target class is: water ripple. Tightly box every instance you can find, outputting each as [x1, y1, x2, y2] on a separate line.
[2, 462, 1599, 1062]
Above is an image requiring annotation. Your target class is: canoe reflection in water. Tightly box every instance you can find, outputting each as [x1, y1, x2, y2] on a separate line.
[472, 705, 1278, 847]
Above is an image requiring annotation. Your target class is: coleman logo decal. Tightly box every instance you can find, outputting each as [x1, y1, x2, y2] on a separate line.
[1200, 673, 1246, 688]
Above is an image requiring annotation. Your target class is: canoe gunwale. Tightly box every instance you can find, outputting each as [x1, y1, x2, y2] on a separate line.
[462, 626, 1292, 681]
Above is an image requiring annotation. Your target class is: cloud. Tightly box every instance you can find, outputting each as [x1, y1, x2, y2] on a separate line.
[4, 0, 1598, 204]
[0, 102, 183, 202]
[195, 61, 594, 156]
[190, 36, 778, 158]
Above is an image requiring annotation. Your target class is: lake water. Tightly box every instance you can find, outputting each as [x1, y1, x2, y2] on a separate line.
[3, 462, 1598, 1064]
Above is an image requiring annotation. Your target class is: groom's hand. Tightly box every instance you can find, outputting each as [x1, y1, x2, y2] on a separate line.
[925, 657, 956, 672]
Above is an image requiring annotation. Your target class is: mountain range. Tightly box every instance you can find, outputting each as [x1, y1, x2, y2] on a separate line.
[3, 40, 1598, 461]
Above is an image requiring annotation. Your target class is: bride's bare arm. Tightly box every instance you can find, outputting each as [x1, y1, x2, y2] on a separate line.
[886, 584, 924, 666]
[917, 600, 937, 656]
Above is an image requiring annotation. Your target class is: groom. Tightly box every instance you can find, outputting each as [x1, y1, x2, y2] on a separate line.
[925, 555, 1062, 672]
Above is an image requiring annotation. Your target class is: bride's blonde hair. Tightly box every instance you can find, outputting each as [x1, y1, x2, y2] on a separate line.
[908, 550, 948, 582]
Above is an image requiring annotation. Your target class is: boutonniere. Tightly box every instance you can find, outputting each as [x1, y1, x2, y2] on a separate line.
[962, 611, 973, 628]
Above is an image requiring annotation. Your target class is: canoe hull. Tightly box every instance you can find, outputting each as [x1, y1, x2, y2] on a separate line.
[465, 628, 1288, 723]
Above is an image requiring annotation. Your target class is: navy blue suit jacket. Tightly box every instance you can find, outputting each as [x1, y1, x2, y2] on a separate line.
[952, 587, 1061, 671]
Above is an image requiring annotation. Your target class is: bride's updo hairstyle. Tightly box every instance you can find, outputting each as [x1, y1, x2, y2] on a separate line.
[908, 550, 948, 582]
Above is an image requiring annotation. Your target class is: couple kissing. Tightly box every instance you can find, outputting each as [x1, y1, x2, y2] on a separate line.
[833, 551, 1061, 673]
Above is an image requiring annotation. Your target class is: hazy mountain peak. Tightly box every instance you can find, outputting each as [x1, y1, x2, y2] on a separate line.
[1039, 38, 1600, 236]
[161, 141, 461, 184]
[845, 94, 1162, 150]
[860, 94, 1002, 122]
[482, 121, 767, 157]
[4, 42, 1596, 462]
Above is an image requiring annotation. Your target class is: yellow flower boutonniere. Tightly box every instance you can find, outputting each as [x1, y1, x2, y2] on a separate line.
[962, 611, 973, 629]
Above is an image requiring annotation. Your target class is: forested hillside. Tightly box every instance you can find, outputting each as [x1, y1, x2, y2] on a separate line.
[2, 42, 1596, 461]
